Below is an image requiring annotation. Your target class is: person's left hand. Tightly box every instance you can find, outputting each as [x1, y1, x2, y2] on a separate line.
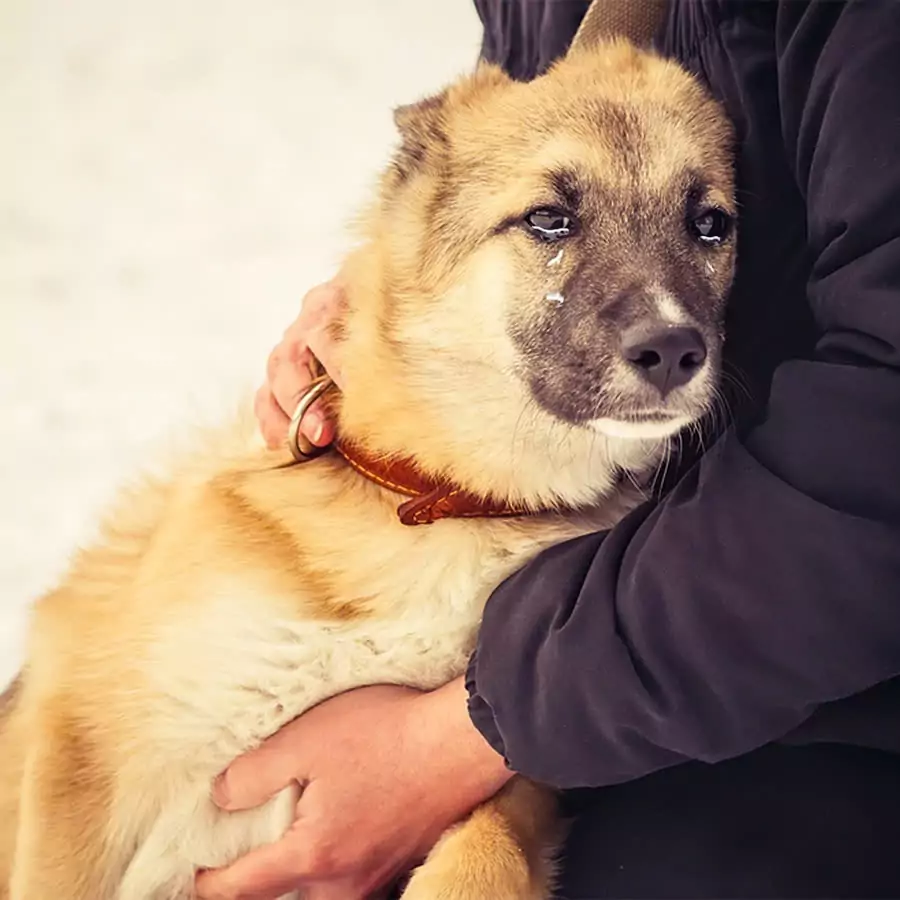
[194, 679, 512, 900]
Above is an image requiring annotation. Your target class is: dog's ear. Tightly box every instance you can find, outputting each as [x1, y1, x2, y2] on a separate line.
[390, 64, 509, 182]
[391, 90, 449, 181]
[393, 92, 447, 142]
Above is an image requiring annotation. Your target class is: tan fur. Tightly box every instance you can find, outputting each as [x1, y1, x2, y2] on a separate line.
[0, 37, 734, 900]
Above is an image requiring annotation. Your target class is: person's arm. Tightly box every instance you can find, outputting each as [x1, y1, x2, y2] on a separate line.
[467, 0, 900, 789]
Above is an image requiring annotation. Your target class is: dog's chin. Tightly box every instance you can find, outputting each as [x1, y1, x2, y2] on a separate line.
[588, 414, 694, 441]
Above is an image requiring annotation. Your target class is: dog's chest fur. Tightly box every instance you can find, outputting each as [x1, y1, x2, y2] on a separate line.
[136, 464, 603, 770]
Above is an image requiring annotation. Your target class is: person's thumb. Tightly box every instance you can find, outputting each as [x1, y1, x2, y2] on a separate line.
[212, 726, 306, 812]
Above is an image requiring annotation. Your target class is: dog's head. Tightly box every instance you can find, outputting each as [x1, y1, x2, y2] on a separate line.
[339, 38, 735, 507]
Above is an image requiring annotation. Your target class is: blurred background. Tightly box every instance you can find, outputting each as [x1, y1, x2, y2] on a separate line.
[0, 0, 481, 689]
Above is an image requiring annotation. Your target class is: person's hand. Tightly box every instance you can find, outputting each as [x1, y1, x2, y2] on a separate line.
[194, 679, 513, 900]
[255, 280, 346, 451]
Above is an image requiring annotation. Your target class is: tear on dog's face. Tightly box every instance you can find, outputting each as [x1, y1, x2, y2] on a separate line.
[338, 38, 735, 505]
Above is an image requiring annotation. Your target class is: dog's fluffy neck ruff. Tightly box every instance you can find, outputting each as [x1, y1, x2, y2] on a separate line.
[327, 251, 666, 515]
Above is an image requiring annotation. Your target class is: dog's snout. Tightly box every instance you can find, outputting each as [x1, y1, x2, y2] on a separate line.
[620, 325, 707, 395]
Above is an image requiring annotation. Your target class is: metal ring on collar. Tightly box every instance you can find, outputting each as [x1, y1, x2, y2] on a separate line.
[286, 374, 335, 462]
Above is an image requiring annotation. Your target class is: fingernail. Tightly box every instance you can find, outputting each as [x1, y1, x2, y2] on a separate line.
[212, 772, 231, 809]
[305, 415, 325, 446]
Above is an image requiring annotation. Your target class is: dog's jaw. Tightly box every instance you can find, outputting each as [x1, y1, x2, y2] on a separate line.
[589, 414, 692, 440]
[334, 366, 666, 513]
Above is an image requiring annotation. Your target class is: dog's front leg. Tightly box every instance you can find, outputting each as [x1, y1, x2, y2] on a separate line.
[401, 776, 562, 900]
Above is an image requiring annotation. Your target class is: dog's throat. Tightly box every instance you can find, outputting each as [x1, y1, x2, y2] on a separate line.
[333, 440, 538, 526]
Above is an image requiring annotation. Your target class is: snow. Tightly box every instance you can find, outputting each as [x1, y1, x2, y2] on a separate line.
[0, 0, 481, 690]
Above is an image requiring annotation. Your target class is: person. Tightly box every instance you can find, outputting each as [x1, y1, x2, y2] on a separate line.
[195, 1, 900, 898]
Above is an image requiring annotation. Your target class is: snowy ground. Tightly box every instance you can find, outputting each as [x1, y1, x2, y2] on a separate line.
[0, 1, 481, 690]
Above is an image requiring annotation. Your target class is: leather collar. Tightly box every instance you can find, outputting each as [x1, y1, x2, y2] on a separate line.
[333, 439, 534, 526]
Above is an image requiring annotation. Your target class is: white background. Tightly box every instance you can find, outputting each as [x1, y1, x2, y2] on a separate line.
[0, 0, 482, 690]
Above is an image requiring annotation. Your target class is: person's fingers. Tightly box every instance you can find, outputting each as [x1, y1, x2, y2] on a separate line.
[254, 386, 291, 450]
[305, 409, 336, 448]
[295, 281, 345, 335]
[255, 279, 345, 450]
[270, 379, 333, 448]
[267, 339, 312, 416]
[195, 829, 401, 900]
[212, 728, 308, 812]
[301, 879, 371, 900]
[194, 834, 309, 900]
[269, 360, 321, 434]
[195, 798, 372, 900]
[257, 380, 335, 450]
[263, 339, 335, 448]
[307, 320, 345, 391]
[293, 280, 347, 389]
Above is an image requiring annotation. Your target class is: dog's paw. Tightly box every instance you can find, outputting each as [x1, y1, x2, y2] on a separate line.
[400, 860, 538, 900]
[399, 826, 545, 900]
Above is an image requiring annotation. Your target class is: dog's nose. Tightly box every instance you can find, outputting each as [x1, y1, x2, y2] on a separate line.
[620, 325, 707, 395]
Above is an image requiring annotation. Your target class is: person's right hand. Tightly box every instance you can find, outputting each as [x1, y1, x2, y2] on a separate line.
[194, 678, 512, 900]
[255, 280, 346, 450]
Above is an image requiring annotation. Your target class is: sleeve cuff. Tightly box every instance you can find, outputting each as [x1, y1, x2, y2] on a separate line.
[465, 648, 510, 762]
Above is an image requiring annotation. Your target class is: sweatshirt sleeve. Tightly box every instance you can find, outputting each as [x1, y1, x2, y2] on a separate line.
[466, 0, 900, 789]
[472, 0, 589, 80]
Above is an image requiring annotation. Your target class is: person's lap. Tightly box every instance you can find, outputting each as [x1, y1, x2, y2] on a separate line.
[555, 743, 900, 899]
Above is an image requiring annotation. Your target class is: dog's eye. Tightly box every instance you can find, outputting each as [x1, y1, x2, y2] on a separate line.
[524, 208, 576, 242]
[689, 208, 732, 246]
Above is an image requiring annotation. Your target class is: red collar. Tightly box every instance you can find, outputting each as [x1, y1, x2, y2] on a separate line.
[333, 440, 534, 526]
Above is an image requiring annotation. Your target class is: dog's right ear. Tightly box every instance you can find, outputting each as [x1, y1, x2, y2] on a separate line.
[390, 64, 510, 182]
[391, 90, 449, 181]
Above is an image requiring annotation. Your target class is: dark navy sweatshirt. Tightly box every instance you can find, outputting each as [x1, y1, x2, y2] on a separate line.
[466, 0, 900, 789]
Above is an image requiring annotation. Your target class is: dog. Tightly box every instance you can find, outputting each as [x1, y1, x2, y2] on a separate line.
[0, 28, 735, 900]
